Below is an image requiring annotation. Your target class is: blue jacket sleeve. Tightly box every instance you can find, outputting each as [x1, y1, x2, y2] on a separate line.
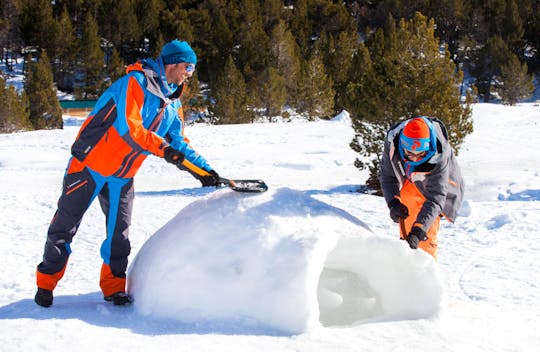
[166, 108, 213, 175]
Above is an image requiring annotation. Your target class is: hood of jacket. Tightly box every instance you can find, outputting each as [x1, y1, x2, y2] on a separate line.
[126, 57, 183, 100]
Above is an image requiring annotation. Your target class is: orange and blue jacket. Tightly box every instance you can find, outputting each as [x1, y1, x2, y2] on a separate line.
[68, 58, 212, 179]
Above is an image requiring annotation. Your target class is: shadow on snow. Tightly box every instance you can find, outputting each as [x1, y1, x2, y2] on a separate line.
[0, 293, 292, 337]
[498, 189, 540, 201]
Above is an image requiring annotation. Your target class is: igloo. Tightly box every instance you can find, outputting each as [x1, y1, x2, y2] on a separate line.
[127, 188, 443, 334]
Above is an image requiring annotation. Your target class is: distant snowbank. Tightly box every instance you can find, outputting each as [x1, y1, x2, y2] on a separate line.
[331, 110, 351, 124]
[128, 188, 444, 334]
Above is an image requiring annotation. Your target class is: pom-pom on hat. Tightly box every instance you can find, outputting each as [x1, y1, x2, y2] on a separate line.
[400, 117, 431, 152]
[161, 39, 197, 65]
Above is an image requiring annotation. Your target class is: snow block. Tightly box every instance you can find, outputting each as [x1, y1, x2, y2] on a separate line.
[127, 188, 443, 334]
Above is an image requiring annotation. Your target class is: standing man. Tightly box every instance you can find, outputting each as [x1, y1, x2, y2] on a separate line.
[378, 116, 464, 258]
[35, 39, 221, 307]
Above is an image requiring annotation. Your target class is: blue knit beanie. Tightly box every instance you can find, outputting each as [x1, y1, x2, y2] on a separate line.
[161, 40, 197, 65]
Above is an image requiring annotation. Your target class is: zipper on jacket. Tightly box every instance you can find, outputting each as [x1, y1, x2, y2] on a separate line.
[149, 103, 167, 132]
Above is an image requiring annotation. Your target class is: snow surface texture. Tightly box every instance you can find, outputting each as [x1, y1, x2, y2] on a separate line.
[0, 102, 539, 351]
[128, 188, 443, 333]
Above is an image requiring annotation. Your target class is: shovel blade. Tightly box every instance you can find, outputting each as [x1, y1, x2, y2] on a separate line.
[221, 179, 268, 193]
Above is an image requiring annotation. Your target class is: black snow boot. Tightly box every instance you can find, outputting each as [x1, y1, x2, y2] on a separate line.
[104, 292, 132, 306]
[35, 288, 53, 308]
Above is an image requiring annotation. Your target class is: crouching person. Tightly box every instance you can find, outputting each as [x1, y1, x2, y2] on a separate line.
[378, 116, 464, 258]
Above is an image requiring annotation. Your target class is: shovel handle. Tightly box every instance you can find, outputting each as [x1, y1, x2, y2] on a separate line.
[218, 177, 235, 187]
[399, 217, 407, 239]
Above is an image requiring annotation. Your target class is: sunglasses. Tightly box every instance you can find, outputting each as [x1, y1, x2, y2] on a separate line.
[404, 149, 427, 159]
[185, 63, 196, 73]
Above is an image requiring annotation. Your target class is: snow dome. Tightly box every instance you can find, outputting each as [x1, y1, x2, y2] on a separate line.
[127, 188, 443, 334]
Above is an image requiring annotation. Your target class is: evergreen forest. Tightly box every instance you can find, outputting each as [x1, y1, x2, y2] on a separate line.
[0, 0, 538, 182]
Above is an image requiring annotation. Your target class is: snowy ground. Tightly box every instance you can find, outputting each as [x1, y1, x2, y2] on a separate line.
[0, 103, 539, 351]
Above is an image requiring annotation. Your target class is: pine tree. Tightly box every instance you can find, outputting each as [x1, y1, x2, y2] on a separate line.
[310, 0, 356, 37]
[135, 0, 165, 55]
[0, 0, 23, 70]
[320, 30, 358, 113]
[519, 0, 540, 70]
[345, 13, 473, 188]
[106, 47, 126, 87]
[173, 8, 196, 42]
[236, 0, 270, 83]
[224, 0, 242, 35]
[296, 51, 335, 120]
[459, 1, 491, 45]
[501, 0, 524, 52]
[212, 7, 234, 59]
[181, 72, 205, 121]
[258, 67, 287, 120]
[159, 4, 196, 46]
[289, 0, 311, 56]
[424, 0, 467, 56]
[269, 20, 302, 107]
[262, 0, 283, 31]
[0, 74, 31, 133]
[210, 55, 252, 124]
[78, 12, 104, 99]
[98, 0, 141, 60]
[482, 0, 507, 37]
[152, 34, 166, 59]
[497, 54, 534, 105]
[470, 35, 514, 102]
[185, 6, 212, 83]
[206, 6, 234, 84]
[50, 5, 76, 91]
[24, 50, 63, 130]
[343, 42, 377, 123]
[19, 0, 55, 50]
[345, 38, 388, 189]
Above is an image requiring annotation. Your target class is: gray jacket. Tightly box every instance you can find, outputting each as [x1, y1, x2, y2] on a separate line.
[378, 117, 464, 227]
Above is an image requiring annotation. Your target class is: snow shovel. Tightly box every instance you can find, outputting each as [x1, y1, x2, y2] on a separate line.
[219, 177, 268, 193]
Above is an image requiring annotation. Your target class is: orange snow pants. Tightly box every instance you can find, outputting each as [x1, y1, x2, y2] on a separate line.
[398, 180, 440, 259]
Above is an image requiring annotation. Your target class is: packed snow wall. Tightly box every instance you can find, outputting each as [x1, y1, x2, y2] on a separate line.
[127, 188, 443, 334]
